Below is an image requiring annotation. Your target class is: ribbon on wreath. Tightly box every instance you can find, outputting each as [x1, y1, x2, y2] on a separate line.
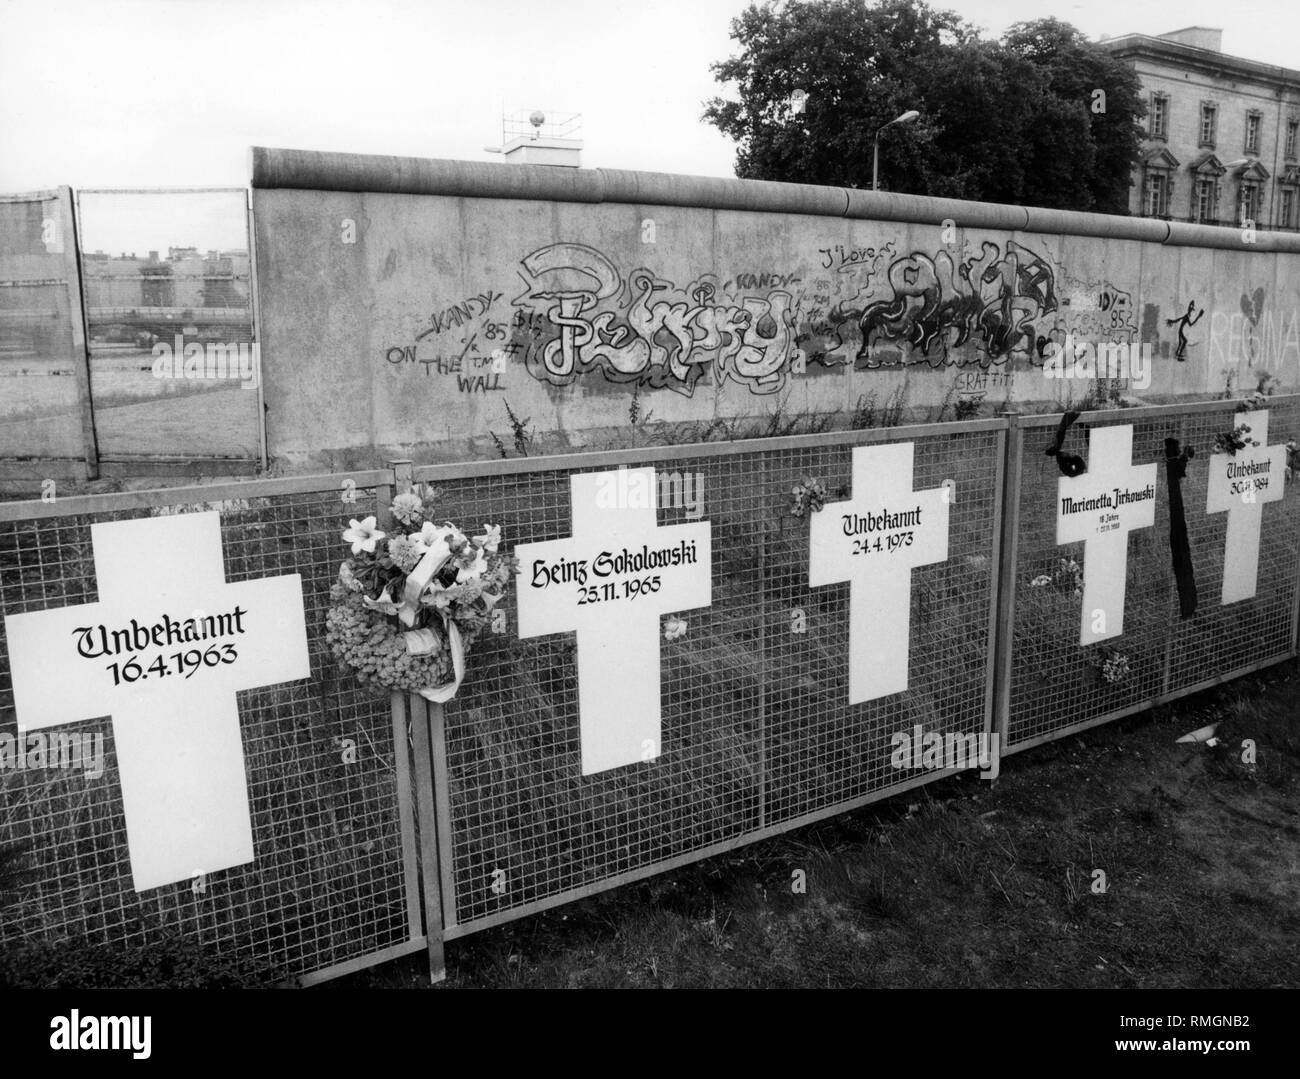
[412, 617, 465, 703]
[395, 534, 466, 701]
[397, 535, 452, 627]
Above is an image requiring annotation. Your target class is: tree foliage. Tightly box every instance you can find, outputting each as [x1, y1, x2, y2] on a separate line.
[703, 1, 1145, 213]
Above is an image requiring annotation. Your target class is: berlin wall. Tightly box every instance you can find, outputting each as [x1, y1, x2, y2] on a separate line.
[251, 147, 1300, 472]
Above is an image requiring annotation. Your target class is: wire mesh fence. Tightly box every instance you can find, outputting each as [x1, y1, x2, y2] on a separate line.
[0, 475, 421, 984]
[412, 419, 1004, 935]
[1, 401, 1296, 978]
[1004, 397, 1300, 752]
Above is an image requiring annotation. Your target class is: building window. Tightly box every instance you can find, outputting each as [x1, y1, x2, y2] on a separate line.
[1282, 187, 1297, 230]
[1245, 111, 1262, 155]
[1150, 94, 1169, 139]
[1193, 178, 1219, 224]
[1144, 172, 1170, 216]
[1200, 103, 1218, 147]
[1286, 119, 1298, 160]
[1238, 181, 1261, 225]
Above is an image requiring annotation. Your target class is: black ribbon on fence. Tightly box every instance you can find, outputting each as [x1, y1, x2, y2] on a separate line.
[1045, 410, 1087, 476]
[1164, 437, 1198, 619]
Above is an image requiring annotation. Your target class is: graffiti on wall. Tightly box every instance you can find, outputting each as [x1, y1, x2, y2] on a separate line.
[507, 242, 826, 397]
[506, 239, 1077, 395]
[1044, 281, 1137, 352]
[415, 290, 503, 340]
[1166, 301, 1204, 362]
[379, 238, 1289, 399]
[855, 241, 1058, 367]
[384, 335, 507, 393]
[951, 368, 1011, 408]
[1207, 288, 1300, 373]
[382, 288, 511, 394]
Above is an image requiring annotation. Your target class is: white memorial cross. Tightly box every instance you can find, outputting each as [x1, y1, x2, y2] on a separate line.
[809, 442, 950, 704]
[3, 512, 309, 891]
[1206, 409, 1288, 605]
[1056, 424, 1157, 645]
[514, 467, 711, 775]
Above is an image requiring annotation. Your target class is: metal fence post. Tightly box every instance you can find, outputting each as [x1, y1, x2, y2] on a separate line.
[246, 193, 269, 473]
[757, 452, 767, 832]
[991, 411, 1023, 750]
[410, 696, 447, 984]
[65, 187, 100, 479]
[1293, 540, 1300, 658]
[386, 458, 446, 983]
[383, 458, 410, 524]
[376, 459, 433, 975]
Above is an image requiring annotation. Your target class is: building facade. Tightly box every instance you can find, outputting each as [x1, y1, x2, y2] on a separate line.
[1100, 27, 1300, 230]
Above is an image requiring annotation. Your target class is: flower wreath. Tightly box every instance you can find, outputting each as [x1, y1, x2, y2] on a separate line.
[325, 487, 516, 701]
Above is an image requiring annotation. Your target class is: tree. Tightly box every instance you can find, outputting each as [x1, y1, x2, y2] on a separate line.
[703, 0, 1145, 213]
[702, 0, 974, 192]
[909, 38, 1042, 202]
[1002, 19, 1146, 214]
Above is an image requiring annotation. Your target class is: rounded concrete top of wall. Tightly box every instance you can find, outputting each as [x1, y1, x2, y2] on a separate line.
[250, 146, 1300, 253]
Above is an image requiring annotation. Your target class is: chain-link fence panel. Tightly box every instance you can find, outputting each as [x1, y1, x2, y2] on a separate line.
[0, 475, 421, 983]
[1005, 398, 1300, 752]
[414, 452, 763, 932]
[761, 426, 1001, 826]
[413, 420, 1003, 937]
[7, 401, 1292, 972]
[1166, 400, 1300, 692]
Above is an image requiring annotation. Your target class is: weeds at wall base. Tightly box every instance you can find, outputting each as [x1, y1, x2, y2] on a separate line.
[489, 383, 923, 459]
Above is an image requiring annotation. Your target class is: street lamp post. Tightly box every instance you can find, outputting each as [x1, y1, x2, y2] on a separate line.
[873, 109, 919, 191]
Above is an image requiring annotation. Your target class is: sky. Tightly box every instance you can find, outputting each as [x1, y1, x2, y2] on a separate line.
[3, 0, 1299, 251]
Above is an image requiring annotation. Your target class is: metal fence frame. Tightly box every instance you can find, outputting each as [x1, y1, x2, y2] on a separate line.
[0, 188, 98, 481]
[1, 188, 266, 483]
[0, 469, 427, 986]
[2, 401, 1298, 985]
[405, 417, 1008, 958]
[73, 187, 265, 476]
[998, 395, 1300, 757]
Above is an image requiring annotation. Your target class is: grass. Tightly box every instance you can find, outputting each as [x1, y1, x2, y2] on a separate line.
[348, 657, 1300, 988]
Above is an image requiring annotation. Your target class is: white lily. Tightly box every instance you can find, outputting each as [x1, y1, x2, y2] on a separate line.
[473, 524, 502, 554]
[414, 521, 454, 552]
[455, 547, 488, 582]
[343, 516, 385, 555]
